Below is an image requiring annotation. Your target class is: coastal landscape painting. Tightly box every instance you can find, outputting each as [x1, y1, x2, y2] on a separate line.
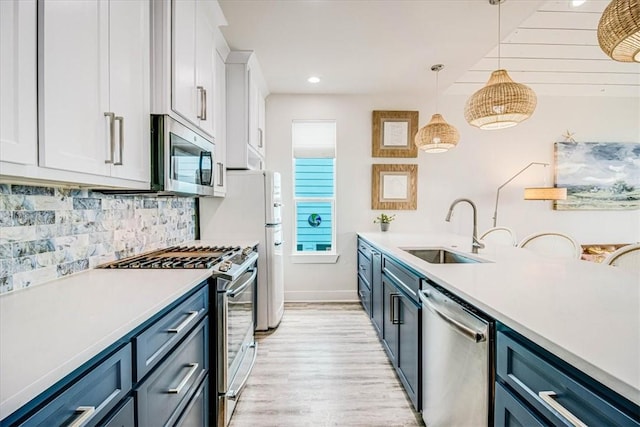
[554, 142, 640, 210]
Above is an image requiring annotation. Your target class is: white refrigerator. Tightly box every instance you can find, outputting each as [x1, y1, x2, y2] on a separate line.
[199, 170, 284, 331]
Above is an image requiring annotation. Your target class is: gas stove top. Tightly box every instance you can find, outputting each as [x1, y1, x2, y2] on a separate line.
[98, 245, 250, 270]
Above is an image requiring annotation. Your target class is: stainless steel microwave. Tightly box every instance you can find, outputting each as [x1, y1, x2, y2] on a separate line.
[150, 114, 215, 197]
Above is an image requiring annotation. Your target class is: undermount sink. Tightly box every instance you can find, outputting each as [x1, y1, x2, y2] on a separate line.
[403, 248, 488, 264]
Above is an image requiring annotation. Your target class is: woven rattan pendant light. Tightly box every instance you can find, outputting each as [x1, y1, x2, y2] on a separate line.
[415, 64, 460, 153]
[597, 0, 640, 62]
[464, 0, 537, 130]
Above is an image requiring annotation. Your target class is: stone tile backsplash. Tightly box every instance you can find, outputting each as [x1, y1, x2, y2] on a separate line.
[0, 184, 196, 294]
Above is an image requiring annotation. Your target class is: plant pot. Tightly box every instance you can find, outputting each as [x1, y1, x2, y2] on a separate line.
[380, 223, 390, 232]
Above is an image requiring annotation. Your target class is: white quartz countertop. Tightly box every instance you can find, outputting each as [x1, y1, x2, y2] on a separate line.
[0, 268, 211, 420]
[358, 232, 640, 406]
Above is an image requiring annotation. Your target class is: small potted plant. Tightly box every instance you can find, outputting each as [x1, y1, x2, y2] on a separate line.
[374, 213, 395, 232]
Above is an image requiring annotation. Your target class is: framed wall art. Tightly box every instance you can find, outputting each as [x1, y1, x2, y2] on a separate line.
[372, 110, 419, 158]
[554, 141, 640, 210]
[371, 164, 418, 210]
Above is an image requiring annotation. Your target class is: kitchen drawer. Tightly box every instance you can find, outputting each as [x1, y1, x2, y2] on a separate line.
[19, 344, 132, 427]
[358, 275, 371, 317]
[136, 318, 208, 427]
[497, 331, 640, 426]
[358, 250, 372, 285]
[174, 375, 209, 427]
[134, 285, 208, 381]
[382, 255, 420, 301]
[494, 382, 546, 427]
[357, 239, 373, 260]
[100, 397, 134, 427]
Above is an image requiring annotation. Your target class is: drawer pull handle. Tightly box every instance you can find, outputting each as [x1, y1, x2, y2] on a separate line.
[538, 391, 588, 427]
[167, 310, 199, 334]
[69, 406, 95, 427]
[168, 363, 199, 394]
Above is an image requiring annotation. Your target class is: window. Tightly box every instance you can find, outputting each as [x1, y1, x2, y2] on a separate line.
[292, 121, 336, 255]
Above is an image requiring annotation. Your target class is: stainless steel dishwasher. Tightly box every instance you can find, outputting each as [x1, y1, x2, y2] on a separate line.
[419, 281, 493, 426]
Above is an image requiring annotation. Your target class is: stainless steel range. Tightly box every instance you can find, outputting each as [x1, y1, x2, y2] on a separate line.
[98, 244, 259, 427]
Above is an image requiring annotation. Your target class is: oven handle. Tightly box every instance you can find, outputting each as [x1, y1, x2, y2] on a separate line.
[227, 268, 257, 298]
[227, 342, 258, 400]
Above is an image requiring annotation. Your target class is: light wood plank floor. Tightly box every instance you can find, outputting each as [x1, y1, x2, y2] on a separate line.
[229, 302, 424, 427]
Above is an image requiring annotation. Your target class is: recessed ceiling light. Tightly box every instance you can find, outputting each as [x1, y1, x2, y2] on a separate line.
[307, 76, 320, 84]
[571, 0, 586, 6]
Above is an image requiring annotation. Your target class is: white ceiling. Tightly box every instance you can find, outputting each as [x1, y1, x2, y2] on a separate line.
[218, 0, 640, 98]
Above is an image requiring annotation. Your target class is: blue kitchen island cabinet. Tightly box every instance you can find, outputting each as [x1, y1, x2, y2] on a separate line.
[495, 324, 640, 427]
[381, 255, 422, 411]
[358, 238, 421, 411]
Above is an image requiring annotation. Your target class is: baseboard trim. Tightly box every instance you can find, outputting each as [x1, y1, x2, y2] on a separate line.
[285, 290, 358, 302]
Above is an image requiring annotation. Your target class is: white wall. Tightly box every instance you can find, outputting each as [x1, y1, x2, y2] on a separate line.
[266, 93, 640, 302]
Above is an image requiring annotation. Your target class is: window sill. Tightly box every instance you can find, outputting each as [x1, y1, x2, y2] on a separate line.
[290, 253, 340, 264]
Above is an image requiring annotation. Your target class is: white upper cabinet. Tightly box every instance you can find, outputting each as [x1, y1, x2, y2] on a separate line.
[226, 51, 269, 170]
[0, 0, 37, 166]
[172, 0, 216, 137]
[108, 0, 151, 182]
[214, 35, 229, 197]
[39, 0, 150, 183]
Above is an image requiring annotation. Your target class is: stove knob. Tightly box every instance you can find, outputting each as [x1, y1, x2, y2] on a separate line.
[218, 260, 232, 272]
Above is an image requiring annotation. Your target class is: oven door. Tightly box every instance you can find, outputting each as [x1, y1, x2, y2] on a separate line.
[217, 264, 258, 427]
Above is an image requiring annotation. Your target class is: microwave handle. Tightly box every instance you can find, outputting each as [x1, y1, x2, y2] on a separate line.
[199, 152, 213, 186]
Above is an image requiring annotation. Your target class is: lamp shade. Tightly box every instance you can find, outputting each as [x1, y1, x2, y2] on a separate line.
[597, 0, 640, 62]
[523, 187, 567, 200]
[414, 113, 460, 153]
[464, 70, 537, 130]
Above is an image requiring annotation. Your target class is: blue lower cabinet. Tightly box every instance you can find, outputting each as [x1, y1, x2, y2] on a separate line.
[136, 318, 208, 427]
[495, 382, 546, 427]
[175, 376, 209, 427]
[100, 397, 135, 427]
[381, 271, 421, 411]
[357, 275, 371, 317]
[396, 292, 420, 409]
[135, 286, 208, 382]
[18, 344, 132, 427]
[496, 329, 640, 427]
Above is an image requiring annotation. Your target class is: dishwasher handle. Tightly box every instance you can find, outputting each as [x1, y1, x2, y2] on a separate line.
[419, 290, 487, 343]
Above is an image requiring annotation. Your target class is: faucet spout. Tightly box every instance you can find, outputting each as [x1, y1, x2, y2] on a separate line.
[445, 198, 485, 254]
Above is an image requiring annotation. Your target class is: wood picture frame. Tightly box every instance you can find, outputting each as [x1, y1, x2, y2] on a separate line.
[372, 110, 419, 158]
[371, 164, 418, 210]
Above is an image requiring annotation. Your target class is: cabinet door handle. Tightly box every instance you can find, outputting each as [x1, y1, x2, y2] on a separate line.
[196, 86, 206, 120]
[538, 391, 588, 427]
[392, 294, 401, 324]
[114, 116, 124, 165]
[68, 406, 95, 427]
[217, 162, 224, 187]
[168, 363, 199, 394]
[104, 112, 115, 164]
[389, 293, 400, 324]
[202, 87, 207, 120]
[167, 310, 199, 333]
[258, 128, 263, 148]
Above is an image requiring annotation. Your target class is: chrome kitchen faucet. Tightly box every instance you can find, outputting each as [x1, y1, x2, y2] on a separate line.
[445, 198, 485, 254]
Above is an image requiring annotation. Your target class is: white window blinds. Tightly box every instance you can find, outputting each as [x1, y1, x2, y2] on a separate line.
[292, 121, 336, 158]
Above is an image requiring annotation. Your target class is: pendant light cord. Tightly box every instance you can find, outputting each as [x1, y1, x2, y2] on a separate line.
[435, 69, 439, 113]
[497, 0, 501, 69]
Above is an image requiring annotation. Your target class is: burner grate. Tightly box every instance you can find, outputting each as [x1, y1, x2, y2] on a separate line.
[98, 245, 242, 269]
